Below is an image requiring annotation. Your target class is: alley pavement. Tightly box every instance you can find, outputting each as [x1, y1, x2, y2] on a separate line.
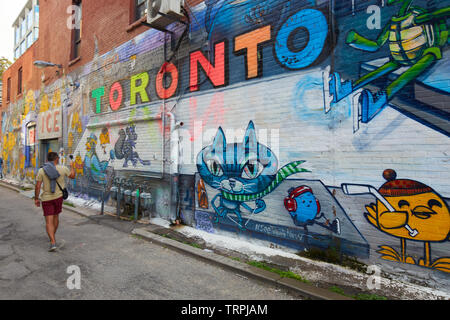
[0, 187, 303, 300]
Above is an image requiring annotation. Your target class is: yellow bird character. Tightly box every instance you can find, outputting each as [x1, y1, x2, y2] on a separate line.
[99, 127, 110, 154]
[363, 170, 450, 273]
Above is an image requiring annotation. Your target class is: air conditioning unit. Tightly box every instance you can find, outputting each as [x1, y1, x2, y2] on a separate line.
[146, 0, 185, 29]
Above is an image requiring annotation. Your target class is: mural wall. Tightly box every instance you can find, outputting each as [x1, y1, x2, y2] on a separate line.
[2, 0, 449, 279]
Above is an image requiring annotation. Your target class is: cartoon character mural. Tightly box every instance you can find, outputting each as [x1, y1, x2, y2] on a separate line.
[100, 127, 110, 155]
[324, 0, 450, 127]
[284, 185, 340, 234]
[84, 133, 110, 184]
[197, 121, 310, 230]
[343, 169, 450, 273]
[197, 178, 209, 209]
[204, 0, 294, 36]
[71, 112, 83, 134]
[110, 125, 151, 168]
[72, 153, 84, 178]
[24, 90, 35, 117]
[68, 132, 74, 151]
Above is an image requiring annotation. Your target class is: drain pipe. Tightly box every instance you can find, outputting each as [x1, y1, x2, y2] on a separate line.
[167, 111, 183, 224]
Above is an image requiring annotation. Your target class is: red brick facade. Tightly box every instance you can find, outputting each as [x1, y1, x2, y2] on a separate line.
[1, 0, 203, 129]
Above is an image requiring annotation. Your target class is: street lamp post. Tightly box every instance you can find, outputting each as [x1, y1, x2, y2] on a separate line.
[33, 60, 63, 78]
[33, 60, 63, 69]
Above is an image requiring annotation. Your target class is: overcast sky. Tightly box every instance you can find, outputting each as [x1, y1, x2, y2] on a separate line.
[0, 1, 28, 61]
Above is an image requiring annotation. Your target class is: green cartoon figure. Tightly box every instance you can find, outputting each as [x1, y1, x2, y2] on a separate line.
[324, 0, 449, 125]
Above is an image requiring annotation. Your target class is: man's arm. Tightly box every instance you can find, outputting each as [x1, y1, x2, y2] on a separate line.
[35, 181, 42, 207]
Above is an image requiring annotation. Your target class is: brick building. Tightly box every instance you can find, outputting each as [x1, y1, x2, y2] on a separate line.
[1, 0, 450, 285]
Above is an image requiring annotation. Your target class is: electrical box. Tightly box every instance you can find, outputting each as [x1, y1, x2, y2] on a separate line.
[146, 0, 185, 29]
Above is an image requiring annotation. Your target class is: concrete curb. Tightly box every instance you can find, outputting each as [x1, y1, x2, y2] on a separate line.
[131, 228, 353, 300]
[0, 181, 22, 193]
[0, 181, 352, 300]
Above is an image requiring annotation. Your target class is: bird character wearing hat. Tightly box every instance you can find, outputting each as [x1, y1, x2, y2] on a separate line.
[365, 170, 450, 272]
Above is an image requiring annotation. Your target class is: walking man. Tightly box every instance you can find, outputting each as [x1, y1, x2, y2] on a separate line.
[0, 157, 3, 179]
[35, 152, 76, 252]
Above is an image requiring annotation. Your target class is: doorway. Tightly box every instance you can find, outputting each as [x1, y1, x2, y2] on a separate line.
[40, 139, 59, 167]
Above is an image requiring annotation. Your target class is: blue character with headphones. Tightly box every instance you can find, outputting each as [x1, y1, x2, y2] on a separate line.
[284, 186, 340, 234]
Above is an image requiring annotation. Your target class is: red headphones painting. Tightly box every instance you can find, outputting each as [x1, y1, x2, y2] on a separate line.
[284, 186, 321, 213]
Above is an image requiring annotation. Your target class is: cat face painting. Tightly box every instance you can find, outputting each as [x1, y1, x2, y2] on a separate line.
[197, 121, 278, 197]
[197, 121, 309, 229]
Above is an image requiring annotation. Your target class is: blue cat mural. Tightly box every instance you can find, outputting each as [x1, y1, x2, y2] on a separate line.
[197, 121, 309, 229]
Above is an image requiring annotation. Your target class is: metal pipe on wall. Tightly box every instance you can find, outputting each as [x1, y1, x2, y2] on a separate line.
[167, 111, 182, 223]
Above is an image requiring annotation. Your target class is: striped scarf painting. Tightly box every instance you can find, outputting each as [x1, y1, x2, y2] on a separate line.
[221, 161, 310, 202]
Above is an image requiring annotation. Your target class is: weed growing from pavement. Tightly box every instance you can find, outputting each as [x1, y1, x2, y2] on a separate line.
[64, 202, 76, 208]
[247, 261, 310, 284]
[329, 286, 387, 300]
[186, 242, 202, 249]
[329, 285, 346, 295]
[355, 293, 387, 300]
[299, 246, 368, 273]
[131, 234, 144, 240]
[160, 233, 203, 249]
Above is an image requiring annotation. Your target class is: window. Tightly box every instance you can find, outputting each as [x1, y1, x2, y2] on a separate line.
[15, 47, 20, 59]
[15, 26, 20, 46]
[134, 0, 147, 22]
[27, 32, 33, 48]
[35, 5, 39, 25]
[18, 68, 22, 95]
[70, 0, 82, 61]
[27, 9, 33, 29]
[7, 77, 11, 102]
[21, 18, 26, 38]
[26, 122, 37, 168]
[20, 40, 26, 55]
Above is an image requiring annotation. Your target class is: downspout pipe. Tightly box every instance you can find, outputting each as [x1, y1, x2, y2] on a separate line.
[166, 111, 184, 224]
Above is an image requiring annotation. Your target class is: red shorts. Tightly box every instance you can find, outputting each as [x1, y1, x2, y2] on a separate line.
[42, 197, 64, 217]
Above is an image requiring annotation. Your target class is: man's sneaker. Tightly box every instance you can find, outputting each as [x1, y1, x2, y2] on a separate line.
[49, 243, 58, 252]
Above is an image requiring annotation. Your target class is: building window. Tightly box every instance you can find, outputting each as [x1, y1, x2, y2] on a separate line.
[21, 18, 26, 38]
[134, 0, 147, 22]
[27, 9, 33, 29]
[27, 32, 33, 48]
[35, 5, 39, 25]
[70, 0, 82, 61]
[21, 40, 26, 55]
[7, 77, 11, 102]
[15, 27, 20, 46]
[18, 68, 23, 95]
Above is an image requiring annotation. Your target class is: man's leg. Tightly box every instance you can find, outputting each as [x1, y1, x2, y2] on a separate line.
[53, 197, 63, 234]
[53, 214, 59, 234]
[45, 215, 57, 245]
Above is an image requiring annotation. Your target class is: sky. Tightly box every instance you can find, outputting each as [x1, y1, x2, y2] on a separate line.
[0, 1, 28, 61]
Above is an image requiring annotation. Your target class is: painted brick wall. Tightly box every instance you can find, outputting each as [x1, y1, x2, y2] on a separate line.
[2, 0, 450, 286]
